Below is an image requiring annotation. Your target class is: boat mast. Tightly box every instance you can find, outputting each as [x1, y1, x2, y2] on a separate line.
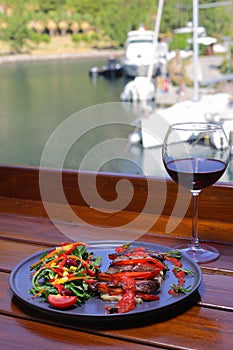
[147, 0, 164, 80]
[192, 1, 233, 101]
[193, 0, 199, 101]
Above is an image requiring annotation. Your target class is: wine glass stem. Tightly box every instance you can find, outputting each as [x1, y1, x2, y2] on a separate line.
[191, 190, 201, 248]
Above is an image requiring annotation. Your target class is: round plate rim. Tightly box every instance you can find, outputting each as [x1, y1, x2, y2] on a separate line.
[9, 240, 202, 320]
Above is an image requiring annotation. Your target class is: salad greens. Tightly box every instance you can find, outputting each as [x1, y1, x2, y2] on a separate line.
[29, 242, 102, 306]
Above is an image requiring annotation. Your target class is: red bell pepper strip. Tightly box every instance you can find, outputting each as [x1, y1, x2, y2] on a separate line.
[136, 292, 160, 301]
[97, 282, 124, 296]
[125, 251, 149, 257]
[115, 246, 126, 253]
[112, 257, 165, 270]
[85, 267, 96, 277]
[56, 255, 67, 273]
[84, 279, 99, 285]
[172, 269, 186, 278]
[115, 290, 135, 313]
[109, 246, 148, 260]
[106, 277, 136, 314]
[108, 252, 147, 260]
[98, 269, 161, 281]
[178, 277, 185, 287]
[164, 255, 182, 267]
[132, 247, 146, 252]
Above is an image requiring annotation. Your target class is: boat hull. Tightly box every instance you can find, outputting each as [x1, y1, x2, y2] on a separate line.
[122, 62, 159, 78]
[122, 27, 160, 78]
[89, 64, 124, 78]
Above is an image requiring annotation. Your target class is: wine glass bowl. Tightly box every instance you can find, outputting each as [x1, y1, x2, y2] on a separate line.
[162, 122, 230, 263]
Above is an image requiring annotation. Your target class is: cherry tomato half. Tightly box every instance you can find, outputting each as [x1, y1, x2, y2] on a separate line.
[48, 294, 77, 309]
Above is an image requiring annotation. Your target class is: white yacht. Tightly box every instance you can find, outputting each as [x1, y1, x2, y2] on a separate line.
[121, 26, 161, 78]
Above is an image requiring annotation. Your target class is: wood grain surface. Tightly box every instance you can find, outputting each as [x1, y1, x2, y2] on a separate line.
[0, 165, 232, 349]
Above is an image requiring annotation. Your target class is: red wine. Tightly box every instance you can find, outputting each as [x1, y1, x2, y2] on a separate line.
[164, 158, 227, 190]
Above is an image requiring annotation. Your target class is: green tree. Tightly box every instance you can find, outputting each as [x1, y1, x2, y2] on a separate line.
[0, 0, 232, 53]
[0, 0, 52, 53]
[37, 0, 66, 13]
[0, 1, 31, 53]
[94, 0, 157, 47]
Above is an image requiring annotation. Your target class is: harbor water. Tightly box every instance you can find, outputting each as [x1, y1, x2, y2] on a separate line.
[0, 57, 232, 183]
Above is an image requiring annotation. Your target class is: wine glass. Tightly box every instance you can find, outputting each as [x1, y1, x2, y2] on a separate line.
[162, 122, 230, 263]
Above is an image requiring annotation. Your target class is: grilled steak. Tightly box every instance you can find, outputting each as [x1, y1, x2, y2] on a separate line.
[97, 278, 161, 294]
[135, 279, 161, 293]
[96, 244, 169, 313]
[106, 263, 157, 275]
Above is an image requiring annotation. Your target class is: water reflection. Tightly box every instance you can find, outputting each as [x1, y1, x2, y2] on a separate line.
[0, 57, 232, 183]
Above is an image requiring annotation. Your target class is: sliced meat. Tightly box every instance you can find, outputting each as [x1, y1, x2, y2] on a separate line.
[106, 263, 158, 275]
[97, 278, 161, 295]
[135, 279, 161, 293]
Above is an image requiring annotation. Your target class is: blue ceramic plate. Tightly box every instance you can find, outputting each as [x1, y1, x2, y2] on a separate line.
[9, 241, 202, 321]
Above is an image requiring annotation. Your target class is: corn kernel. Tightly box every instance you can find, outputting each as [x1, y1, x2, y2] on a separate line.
[60, 276, 69, 284]
[63, 271, 69, 277]
[70, 266, 77, 271]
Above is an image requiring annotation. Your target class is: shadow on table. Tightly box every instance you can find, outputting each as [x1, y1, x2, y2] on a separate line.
[12, 291, 200, 330]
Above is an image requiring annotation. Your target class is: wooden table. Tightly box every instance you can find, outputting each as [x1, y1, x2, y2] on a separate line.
[1, 165, 233, 350]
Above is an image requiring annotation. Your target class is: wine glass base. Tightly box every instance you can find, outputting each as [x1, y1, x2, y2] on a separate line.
[173, 244, 220, 264]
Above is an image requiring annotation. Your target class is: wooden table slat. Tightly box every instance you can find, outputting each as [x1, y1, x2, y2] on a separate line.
[1, 167, 233, 350]
[0, 274, 232, 350]
[1, 235, 233, 275]
[1, 314, 164, 350]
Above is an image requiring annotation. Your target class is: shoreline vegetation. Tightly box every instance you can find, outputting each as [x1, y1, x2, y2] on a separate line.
[0, 1, 231, 73]
[1, 35, 232, 99]
[0, 35, 123, 63]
